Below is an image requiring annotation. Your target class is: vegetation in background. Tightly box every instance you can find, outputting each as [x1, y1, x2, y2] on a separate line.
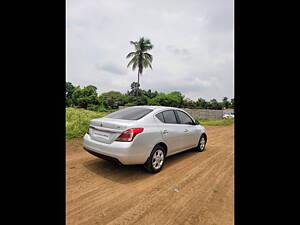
[196, 118, 234, 126]
[66, 108, 112, 139]
[65, 81, 234, 111]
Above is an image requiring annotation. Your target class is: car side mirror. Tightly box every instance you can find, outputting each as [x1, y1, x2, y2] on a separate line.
[194, 120, 199, 125]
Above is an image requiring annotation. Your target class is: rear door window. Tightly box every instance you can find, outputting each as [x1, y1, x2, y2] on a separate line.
[105, 107, 153, 120]
[162, 110, 178, 124]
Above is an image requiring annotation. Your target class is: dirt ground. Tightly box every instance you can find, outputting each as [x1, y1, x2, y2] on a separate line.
[66, 125, 234, 225]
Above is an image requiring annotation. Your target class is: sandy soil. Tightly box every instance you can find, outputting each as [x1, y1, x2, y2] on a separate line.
[66, 125, 234, 225]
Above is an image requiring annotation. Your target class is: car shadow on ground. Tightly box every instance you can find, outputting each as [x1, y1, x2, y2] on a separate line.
[82, 148, 198, 184]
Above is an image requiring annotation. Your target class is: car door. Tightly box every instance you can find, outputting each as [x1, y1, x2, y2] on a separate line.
[155, 110, 183, 155]
[175, 110, 199, 150]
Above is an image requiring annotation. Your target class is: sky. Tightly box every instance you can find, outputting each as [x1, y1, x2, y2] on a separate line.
[67, 0, 234, 101]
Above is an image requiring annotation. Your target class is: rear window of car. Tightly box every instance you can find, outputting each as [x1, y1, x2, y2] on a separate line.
[104, 107, 153, 120]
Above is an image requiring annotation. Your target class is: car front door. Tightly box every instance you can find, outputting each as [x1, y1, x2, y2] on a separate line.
[175, 110, 199, 150]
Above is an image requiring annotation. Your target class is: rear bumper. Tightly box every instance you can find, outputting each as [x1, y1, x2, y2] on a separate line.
[83, 133, 148, 165]
[83, 147, 122, 165]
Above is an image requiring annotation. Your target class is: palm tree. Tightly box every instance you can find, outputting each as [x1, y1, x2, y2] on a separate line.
[126, 37, 154, 87]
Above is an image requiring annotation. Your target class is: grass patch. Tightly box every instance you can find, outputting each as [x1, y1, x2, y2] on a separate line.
[196, 117, 234, 126]
[66, 107, 114, 140]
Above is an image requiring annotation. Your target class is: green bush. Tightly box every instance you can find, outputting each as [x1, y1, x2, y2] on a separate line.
[132, 95, 149, 105]
[96, 104, 109, 112]
[86, 104, 99, 111]
[149, 91, 184, 107]
[66, 107, 111, 139]
[99, 91, 124, 109]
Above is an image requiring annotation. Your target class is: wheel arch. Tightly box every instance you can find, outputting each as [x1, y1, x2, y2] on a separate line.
[154, 142, 168, 156]
[201, 133, 207, 142]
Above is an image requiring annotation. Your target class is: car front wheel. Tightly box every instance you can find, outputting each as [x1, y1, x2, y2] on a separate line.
[195, 135, 207, 152]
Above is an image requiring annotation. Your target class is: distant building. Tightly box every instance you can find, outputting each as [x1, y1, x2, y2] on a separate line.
[223, 109, 234, 118]
[223, 109, 234, 114]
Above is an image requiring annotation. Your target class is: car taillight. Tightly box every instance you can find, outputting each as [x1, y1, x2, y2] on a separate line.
[115, 128, 144, 142]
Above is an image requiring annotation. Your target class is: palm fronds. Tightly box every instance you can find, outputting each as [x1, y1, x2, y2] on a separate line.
[126, 37, 154, 85]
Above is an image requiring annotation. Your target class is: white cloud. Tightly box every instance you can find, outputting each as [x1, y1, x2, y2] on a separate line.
[67, 0, 234, 101]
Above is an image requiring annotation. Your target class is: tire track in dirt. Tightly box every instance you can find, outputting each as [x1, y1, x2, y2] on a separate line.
[66, 125, 234, 225]
[106, 152, 227, 225]
[135, 150, 233, 225]
[68, 148, 225, 225]
[165, 158, 233, 225]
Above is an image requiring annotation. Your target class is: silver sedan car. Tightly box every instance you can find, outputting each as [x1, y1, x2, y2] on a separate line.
[83, 106, 207, 173]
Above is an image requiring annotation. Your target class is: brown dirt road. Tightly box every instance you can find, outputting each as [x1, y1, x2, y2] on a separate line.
[66, 125, 234, 225]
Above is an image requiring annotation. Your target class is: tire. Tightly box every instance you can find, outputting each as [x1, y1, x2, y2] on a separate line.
[144, 145, 166, 173]
[195, 134, 207, 152]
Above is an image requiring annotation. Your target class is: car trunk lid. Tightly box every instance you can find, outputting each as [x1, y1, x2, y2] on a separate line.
[89, 118, 135, 144]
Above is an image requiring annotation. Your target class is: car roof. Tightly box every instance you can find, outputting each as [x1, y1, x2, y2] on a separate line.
[129, 105, 182, 112]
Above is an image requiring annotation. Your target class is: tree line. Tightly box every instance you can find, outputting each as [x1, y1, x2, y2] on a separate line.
[66, 81, 234, 111]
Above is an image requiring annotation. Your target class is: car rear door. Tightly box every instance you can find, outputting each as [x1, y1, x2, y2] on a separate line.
[155, 110, 183, 155]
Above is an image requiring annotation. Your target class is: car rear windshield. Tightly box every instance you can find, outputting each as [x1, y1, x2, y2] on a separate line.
[105, 107, 153, 120]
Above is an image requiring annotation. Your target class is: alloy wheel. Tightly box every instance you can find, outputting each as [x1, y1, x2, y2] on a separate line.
[152, 149, 164, 170]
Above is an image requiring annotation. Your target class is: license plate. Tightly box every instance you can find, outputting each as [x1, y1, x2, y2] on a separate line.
[91, 129, 109, 139]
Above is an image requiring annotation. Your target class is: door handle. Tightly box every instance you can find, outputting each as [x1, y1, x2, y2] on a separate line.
[163, 130, 168, 134]
[184, 129, 189, 132]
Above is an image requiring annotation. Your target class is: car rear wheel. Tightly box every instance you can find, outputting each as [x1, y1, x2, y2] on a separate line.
[195, 135, 206, 152]
[144, 145, 166, 173]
